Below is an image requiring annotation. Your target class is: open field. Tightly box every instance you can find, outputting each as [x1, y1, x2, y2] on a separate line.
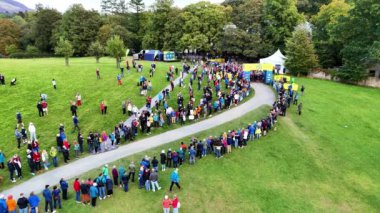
[0, 57, 251, 189]
[45, 78, 380, 212]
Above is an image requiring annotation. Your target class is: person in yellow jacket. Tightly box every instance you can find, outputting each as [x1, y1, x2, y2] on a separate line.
[255, 127, 262, 139]
[50, 147, 58, 167]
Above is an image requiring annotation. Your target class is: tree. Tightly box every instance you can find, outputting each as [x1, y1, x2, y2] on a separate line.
[5, 44, 20, 55]
[106, 35, 125, 68]
[330, 0, 380, 81]
[33, 7, 62, 52]
[311, 0, 350, 68]
[0, 19, 21, 55]
[88, 41, 105, 63]
[179, 2, 232, 53]
[129, 0, 145, 50]
[55, 37, 74, 66]
[262, 0, 304, 52]
[285, 28, 318, 75]
[58, 4, 102, 56]
[297, 0, 331, 17]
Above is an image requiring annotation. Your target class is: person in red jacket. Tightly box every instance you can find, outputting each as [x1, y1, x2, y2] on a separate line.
[73, 178, 81, 204]
[32, 150, 42, 173]
[162, 195, 171, 213]
[62, 140, 70, 163]
[172, 195, 180, 213]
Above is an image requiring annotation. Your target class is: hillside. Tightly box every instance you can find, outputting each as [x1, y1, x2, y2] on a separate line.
[0, 0, 30, 14]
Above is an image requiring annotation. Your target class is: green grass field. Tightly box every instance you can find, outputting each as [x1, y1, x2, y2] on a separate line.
[47, 78, 379, 213]
[0, 57, 251, 189]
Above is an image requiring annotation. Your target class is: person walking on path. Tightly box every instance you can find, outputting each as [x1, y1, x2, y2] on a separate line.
[17, 193, 29, 213]
[169, 168, 181, 192]
[73, 178, 81, 203]
[89, 183, 98, 208]
[42, 185, 55, 213]
[162, 195, 171, 213]
[172, 195, 180, 213]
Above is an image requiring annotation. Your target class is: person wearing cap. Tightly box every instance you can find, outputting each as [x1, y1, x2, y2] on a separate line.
[169, 168, 181, 192]
[17, 193, 29, 213]
[42, 185, 55, 213]
[89, 183, 98, 207]
[6, 194, 16, 213]
[162, 195, 171, 213]
[28, 192, 40, 213]
[160, 150, 166, 171]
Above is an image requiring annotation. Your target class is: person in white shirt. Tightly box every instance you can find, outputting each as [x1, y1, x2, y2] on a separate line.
[28, 122, 36, 141]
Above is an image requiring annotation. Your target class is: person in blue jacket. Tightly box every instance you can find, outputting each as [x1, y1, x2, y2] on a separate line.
[89, 183, 99, 207]
[42, 185, 54, 213]
[169, 168, 181, 192]
[28, 191, 40, 213]
[0, 194, 7, 213]
[118, 165, 125, 187]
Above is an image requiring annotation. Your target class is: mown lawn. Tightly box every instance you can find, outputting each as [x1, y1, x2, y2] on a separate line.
[0, 57, 252, 190]
[51, 78, 379, 212]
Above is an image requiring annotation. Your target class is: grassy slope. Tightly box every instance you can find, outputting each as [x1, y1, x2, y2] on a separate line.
[0, 57, 252, 190]
[54, 78, 379, 213]
[0, 57, 184, 188]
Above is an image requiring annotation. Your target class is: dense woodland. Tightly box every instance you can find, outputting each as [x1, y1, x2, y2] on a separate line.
[0, 0, 379, 81]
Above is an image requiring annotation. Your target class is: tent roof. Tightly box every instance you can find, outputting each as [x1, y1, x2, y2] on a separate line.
[259, 49, 287, 65]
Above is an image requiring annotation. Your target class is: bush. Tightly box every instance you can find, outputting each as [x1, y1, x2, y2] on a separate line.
[9, 52, 53, 58]
[26, 45, 39, 54]
[0, 53, 4, 58]
[5, 44, 20, 55]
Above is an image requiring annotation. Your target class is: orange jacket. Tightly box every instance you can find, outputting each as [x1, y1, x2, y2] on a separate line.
[6, 199, 17, 211]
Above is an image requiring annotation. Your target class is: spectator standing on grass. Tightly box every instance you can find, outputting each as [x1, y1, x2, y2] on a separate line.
[106, 177, 113, 197]
[121, 171, 129, 192]
[80, 180, 90, 205]
[89, 183, 98, 207]
[150, 168, 161, 192]
[298, 103, 303, 116]
[96, 68, 100, 79]
[128, 161, 136, 182]
[28, 192, 39, 213]
[160, 150, 166, 171]
[172, 195, 180, 213]
[28, 123, 36, 141]
[52, 79, 56, 89]
[0, 150, 5, 169]
[52, 186, 62, 210]
[169, 168, 181, 192]
[37, 102, 43, 117]
[112, 165, 118, 186]
[70, 103, 78, 117]
[50, 147, 58, 167]
[0, 195, 7, 213]
[162, 195, 171, 213]
[6, 194, 16, 213]
[73, 178, 81, 203]
[15, 128, 22, 149]
[17, 193, 29, 213]
[76, 93, 82, 106]
[60, 178, 69, 200]
[7, 159, 16, 183]
[42, 185, 55, 213]
[72, 116, 80, 133]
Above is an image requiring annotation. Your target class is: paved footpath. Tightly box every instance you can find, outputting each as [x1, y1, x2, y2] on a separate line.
[2, 83, 275, 197]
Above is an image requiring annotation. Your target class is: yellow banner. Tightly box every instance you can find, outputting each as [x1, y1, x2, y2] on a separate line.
[283, 83, 298, 91]
[274, 75, 291, 82]
[210, 58, 225, 63]
[243, 63, 273, 71]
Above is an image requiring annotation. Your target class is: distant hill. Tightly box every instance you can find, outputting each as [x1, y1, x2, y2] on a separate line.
[0, 0, 31, 14]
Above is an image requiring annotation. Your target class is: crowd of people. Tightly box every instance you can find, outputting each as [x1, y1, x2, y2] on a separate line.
[0, 76, 299, 212]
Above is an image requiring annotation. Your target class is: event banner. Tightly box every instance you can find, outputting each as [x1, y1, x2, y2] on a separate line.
[243, 63, 273, 71]
[209, 58, 225, 63]
[163, 51, 176, 61]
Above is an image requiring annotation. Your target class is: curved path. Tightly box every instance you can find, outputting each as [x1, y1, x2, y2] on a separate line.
[2, 83, 275, 197]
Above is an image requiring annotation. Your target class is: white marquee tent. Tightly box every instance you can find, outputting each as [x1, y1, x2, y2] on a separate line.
[260, 49, 287, 74]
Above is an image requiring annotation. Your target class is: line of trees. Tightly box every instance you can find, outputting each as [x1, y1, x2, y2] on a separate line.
[0, 0, 378, 81]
